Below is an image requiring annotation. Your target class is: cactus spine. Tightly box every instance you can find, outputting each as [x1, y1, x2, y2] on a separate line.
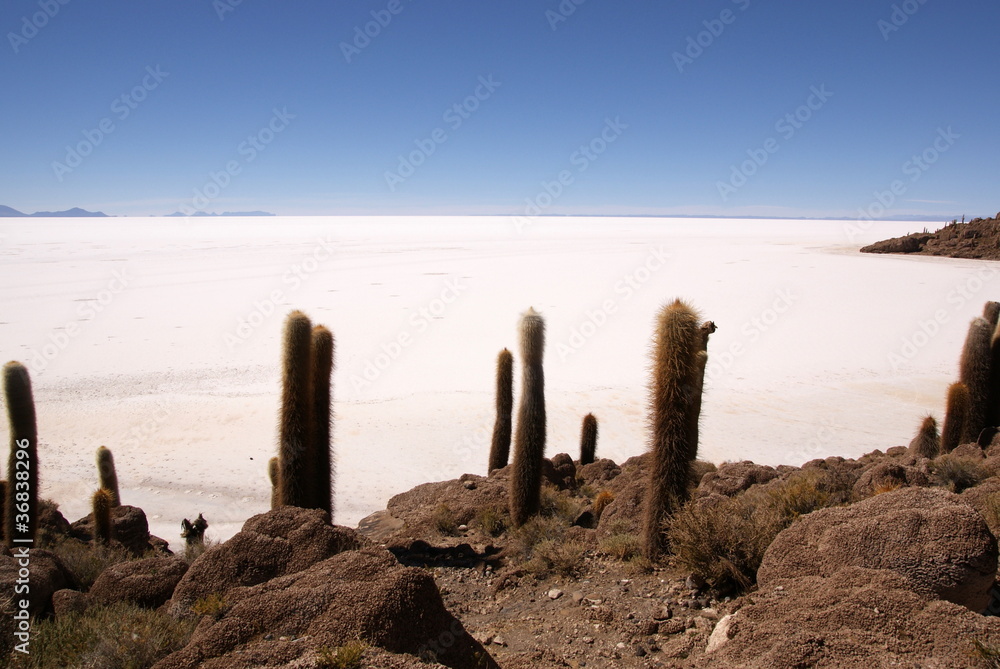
[278, 311, 314, 508]
[96, 446, 120, 507]
[509, 309, 546, 527]
[4, 362, 38, 548]
[310, 325, 335, 520]
[92, 488, 114, 544]
[907, 415, 940, 459]
[941, 381, 970, 453]
[488, 348, 514, 473]
[579, 413, 598, 466]
[644, 300, 703, 561]
[959, 317, 992, 443]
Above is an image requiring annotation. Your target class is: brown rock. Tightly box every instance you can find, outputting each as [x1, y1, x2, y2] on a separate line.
[90, 556, 188, 609]
[758, 487, 997, 611]
[168, 506, 368, 617]
[52, 589, 90, 617]
[699, 461, 779, 497]
[0, 549, 75, 616]
[70, 504, 153, 555]
[852, 461, 929, 498]
[152, 548, 498, 669]
[576, 458, 622, 487]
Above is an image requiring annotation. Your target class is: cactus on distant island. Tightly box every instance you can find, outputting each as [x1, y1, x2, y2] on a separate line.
[92, 488, 114, 544]
[908, 415, 940, 459]
[643, 300, 703, 561]
[278, 311, 314, 509]
[310, 325, 335, 520]
[509, 308, 547, 527]
[488, 348, 514, 473]
[579, 413, 598, 466]
[941, 381, 970, 453]
[96, 446, 121, 507]
[4, 361, 38, 548]
[268, 456, 280, 510]
[959, 317, 993, 443]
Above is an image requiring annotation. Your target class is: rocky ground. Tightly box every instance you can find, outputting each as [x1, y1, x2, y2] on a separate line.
[861, 213, 1000, 259]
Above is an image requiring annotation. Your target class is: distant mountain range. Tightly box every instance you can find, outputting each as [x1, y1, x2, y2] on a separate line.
[164, 211, 275, 217]
[0, 205, 109, 217]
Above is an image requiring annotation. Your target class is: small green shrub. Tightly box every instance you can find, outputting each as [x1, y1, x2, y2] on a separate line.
[932, 453, 988, 493]
[191, 593, 227, 618]
[765, 470, 831, 519]
[432, 503, 458, 535]
[539, 484, 582, 524]
[598, 532, 642, 561]
[510, 515, 565, 560]
[316, 640, 367, 669]
[9, 602, 196, 669]
[474, 505, 507, 537]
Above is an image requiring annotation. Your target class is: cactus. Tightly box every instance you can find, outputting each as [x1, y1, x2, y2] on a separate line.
[92, 488, 114, 544]
[579, 413, 598, 465]
[643, 300, 702, 561]
[907, 415, 940, 459]
[941, 381, 970, 453]
[488, 348, 514, 473]
[509, 308, 546, 527]
[267, 456, 280, 510]
[4, 361, 38, 548]
[984, 301, 1000, 327]
[96, 446, 120, 507]
[959, 317, 992, 443]
[278, 311, 314, 508]
[310, 325, 335, 520]
[988, 321, 1000, 428]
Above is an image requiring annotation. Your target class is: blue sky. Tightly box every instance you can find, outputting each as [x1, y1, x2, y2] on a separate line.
[1, 0, 997, 219]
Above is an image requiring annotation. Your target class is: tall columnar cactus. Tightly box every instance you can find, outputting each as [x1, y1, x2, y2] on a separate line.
[96, 446, 121, 507]
[4, 361, 38, 548]
[579, 413, 598, 466]
[278, 311, 314, 508]
[92, 488, 114, 544]
[988, 321, 1000, 428]
[941, 381, 970, 453]
[644, 300, 703, 561]
[267, 456, 280, 510]
[959, 317, 992, 443]
[310, 325, 335, 520]
[984, 301, 1000, 327]
[907, 415, 940, 459]
[488, 348, 514, 473]
[509, 308, 546, 527]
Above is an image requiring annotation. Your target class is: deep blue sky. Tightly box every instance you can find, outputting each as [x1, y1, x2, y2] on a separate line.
[1, 0, 997, 218]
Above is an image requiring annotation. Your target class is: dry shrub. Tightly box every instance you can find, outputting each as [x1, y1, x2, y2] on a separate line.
[317, 640, 367, 669]
[9, 602, 196, 669]
[47, 538, 141, 591]
[598, 532, 641, 561]
[973, 639, 1000, 669]
[932, 453, 988, 493]
[191, 593, 227, 618]
[431, 503, 458, 535]
[592, 490, 614, 520]
[526, 539, 586, 577]
[474, 504, 508, 537]
[539, 484, 583, 523]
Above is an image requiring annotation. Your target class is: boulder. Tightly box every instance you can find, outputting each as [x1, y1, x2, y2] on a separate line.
[168, 506, 368, 617]
[699, 461, 779, 497]
[0, 548, 75, 616]
[691, 567, 1000, 668]
[852, 461, 929, 498]
[70, 504, 154, 555]
[52, 588, 90, 617]
[758, 487, 997, 611]
[383, 473, 509, 544]
[90, 556, 188, 609]
[152, 548, 498, 669]
[576, 458, 621, 487]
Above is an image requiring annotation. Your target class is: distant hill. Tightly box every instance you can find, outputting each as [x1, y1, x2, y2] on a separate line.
[0, 205, 109, 217]
[165, 211, 275, 217]
[861, 212, 1000, 260]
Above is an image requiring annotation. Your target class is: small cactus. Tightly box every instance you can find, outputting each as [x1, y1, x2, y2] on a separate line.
[92, 488, 114, 544]
[907, 415, 940, 459]
[509, 308, 546, 527]
[310, 325, 335, 520]
[278, 311, 314, 508]
[487, 348, 514, 473]
[4, 361, 38, 548]
[267, 456, 280, 510]
[644, 300, 703, 561]
[181, 513, 208, 546]
[96, 446, 120, 507]
[941, 381, 970, 453]
[579, 413, 598, 466]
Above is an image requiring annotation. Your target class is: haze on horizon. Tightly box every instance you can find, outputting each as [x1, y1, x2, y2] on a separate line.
[1, 1, 997, 220]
